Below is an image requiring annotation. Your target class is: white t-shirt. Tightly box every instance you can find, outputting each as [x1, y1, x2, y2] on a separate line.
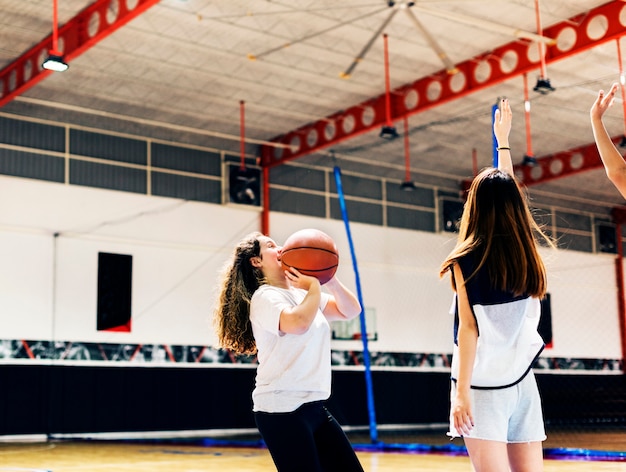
[250, 285, 331, 413]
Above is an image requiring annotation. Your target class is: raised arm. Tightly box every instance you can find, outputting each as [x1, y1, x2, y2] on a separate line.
[590, 83, 626, 199]
[321, 276, 362, 321]
[493, 98, 514, 176]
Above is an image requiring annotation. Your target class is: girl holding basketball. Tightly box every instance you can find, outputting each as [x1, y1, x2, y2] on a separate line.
[440, 98, 552, 471]
[214, 232, 364, 472]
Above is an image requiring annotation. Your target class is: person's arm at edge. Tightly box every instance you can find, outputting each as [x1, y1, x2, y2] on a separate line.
[590, 83, 626, 199]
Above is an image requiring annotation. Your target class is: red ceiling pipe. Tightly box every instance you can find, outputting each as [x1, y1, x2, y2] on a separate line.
[383, 33, 393, 129]
[240, 100, 246, 170]
[472, 147, 478, 177]
[50, 0, 62, 56]
[403, 116, 411, 182]
[523, 73, 534, 157]
[261, 167, 270, 236]
[534, 0, 548, 80]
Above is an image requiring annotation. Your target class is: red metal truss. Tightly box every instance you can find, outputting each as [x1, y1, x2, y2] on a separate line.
[515, 135, 622, 187]
[0, 0, 161, 108]
[260, 0, 626, 168]
[462, 134, 622, 192]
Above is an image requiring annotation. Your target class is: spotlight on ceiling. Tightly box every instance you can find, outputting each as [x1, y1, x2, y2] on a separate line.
[400, 180, 416, 191]
[533, 77, 554, 95]
[522, 154, 538, 167]
[42, 53, 69, 72]
[380, 125, 399, 140]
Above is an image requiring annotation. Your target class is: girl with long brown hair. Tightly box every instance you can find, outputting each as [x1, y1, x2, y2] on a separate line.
[214, 231, 364, 472]
[440, 99, 552, 471]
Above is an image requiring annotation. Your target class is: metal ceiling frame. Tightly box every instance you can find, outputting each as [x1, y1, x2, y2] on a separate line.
[259, 0, 626, 186]
[0, 0, 161, 108]
[462, 133, 622, 192]
[515, 134, 622, 187]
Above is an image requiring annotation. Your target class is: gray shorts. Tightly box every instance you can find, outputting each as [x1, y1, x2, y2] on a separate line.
[448, 372, 547, 443]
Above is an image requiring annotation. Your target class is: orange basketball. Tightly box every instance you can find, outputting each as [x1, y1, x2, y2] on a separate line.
[280, 229, 339, 285]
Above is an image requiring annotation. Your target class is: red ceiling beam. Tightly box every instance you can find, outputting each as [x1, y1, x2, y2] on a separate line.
[0, 0, 161, 108]
[515, 135, 621, 187]
[260, 0, 626, 168]
[463, 134, 622, 191]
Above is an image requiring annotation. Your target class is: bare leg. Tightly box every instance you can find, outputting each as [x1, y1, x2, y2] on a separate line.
[464, 437, 509, 472]
[508, 441, 543, 472]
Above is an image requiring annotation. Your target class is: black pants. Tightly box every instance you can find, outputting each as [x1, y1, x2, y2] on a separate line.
[254, 401, 364, 472]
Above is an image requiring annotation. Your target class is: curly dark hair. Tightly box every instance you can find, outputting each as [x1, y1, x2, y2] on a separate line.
[214, 232, 266, 355]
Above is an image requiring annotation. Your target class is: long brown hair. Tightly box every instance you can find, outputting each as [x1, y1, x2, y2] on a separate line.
[214, 232, 266, 355]
[440, 168, 551, 298]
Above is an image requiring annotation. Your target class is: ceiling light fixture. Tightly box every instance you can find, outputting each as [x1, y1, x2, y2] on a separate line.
[42, 54, 68, 72]
[533, 77, 554, 95]
[522, 154, 538, 167]
[42, 0, 69, 72]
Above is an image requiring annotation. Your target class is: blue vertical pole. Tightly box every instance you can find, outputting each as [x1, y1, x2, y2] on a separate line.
[492, 100, 499, 168]
[333, 166, 379, 444]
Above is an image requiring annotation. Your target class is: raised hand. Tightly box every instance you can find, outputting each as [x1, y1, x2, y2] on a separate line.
[590, 83, 619, 121]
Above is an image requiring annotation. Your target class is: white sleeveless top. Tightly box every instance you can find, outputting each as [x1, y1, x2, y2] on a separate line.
[450, 255, 545, 389]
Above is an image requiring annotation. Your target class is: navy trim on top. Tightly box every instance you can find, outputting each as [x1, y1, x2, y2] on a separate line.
[450, 343, 545, 390]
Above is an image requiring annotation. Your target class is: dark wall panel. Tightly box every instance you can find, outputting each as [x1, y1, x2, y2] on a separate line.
[151, 143, 221, 176]
[0, 365, 50, 435]
[270, 165, 326, 192]
[330, 198, 383, 226]
[556, 231, 593, 253]
[0, 116, 65, 152]
[387, 206, 435, 232]
[70, 160, 147, 194]
[0, 365, 623, 436]
[555, 211, 592, 232]
[70, 130, 147, 165]
[330, 173, 382, 200]
[386, 182, 435, 208]
[97, 253, 133, 332]
[271, 188, 326, 217]
[0, 149, 64, 182]
[152, 171, 221, 203]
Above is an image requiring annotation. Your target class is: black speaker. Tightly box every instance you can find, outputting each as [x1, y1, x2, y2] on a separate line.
[442, 199, 464, 233]
[97, 252, 133, 332]
[598, 223, 617, 254]
[229, 165, 261, 206]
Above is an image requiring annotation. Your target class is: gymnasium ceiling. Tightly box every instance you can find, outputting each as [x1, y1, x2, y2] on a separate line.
[1, 0, 626, 213]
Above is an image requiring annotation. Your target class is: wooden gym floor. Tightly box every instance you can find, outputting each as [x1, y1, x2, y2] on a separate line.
[1, 427, 625, 471]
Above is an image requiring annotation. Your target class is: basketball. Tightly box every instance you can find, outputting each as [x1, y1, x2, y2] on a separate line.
[280, 229, 339, 284]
